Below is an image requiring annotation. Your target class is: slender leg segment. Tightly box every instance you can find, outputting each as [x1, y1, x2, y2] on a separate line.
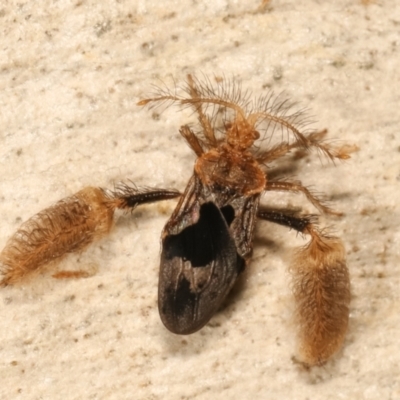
[257, 209, 317, 233]
[109, 183, 180, 210]
[187, 74, 217, 146]
[179, 125, 205, 157]
[257, 129, 353, 164]
[265, 180, 341, 215]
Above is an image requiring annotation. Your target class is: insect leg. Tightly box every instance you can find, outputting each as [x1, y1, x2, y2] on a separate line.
[179, 125, 205, 157]
[291, 225, 350, 366]
[0, 187, 114, 285]
[0, 184, 180, 285]
[259, 208, 350, 366]
[186, 74, 217, 146]
[257, 129, 353, 164]
[265, 180, 341, 215]
[255, 131, 328, 164]
[108, 183, 180, 210]
[256, 141, 301, 164]
[257, 209, 317, 233]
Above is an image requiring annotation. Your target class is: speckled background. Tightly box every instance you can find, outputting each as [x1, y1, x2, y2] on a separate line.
[0, 1, 399, 399]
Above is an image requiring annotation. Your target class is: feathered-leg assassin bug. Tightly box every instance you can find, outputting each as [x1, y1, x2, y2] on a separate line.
[0, 75, 353, 366]
[138, 75, 352, 366]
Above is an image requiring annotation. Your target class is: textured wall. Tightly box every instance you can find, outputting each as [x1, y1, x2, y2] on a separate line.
[0, 1, 399, 399]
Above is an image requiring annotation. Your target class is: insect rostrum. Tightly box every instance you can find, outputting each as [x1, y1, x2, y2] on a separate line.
[0, 75, 352, 367]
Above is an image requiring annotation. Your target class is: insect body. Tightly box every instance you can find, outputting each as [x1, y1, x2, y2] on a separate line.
[0, 75, 353, 366]
[139, 75, 352, 365]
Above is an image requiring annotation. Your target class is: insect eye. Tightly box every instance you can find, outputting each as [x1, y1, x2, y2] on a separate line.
[220, 205, 235, 226]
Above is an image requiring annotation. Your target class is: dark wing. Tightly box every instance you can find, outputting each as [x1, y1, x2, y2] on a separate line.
[158, 175, 255, 334]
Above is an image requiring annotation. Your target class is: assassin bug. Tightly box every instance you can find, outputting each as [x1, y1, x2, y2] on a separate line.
[0, 75, 352, 366]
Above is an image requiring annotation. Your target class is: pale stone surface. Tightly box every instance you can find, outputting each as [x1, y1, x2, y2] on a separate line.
[0, 1, 399, 399]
